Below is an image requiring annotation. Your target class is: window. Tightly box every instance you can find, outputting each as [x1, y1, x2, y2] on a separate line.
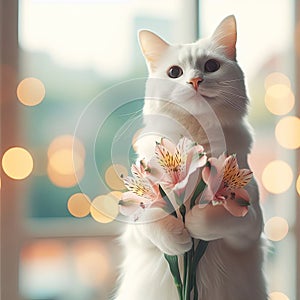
[1, 0, 299, 299]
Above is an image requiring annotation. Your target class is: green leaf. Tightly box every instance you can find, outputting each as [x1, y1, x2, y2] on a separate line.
[191, 240, 209, 273]
[164, 254, 183, 300]
[191, 240, 209, 300]
[190, 179, 206, 209]
[179, 204, 186, 222]
[184, 249, 193, 299]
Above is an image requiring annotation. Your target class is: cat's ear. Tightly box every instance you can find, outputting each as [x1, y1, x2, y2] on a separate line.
[211, 15, 237, 60]
[138, 30, 169, 69]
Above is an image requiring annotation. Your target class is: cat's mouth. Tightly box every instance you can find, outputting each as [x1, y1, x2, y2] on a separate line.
[186, 82, 217, 99]
[197, 88, 218, 99]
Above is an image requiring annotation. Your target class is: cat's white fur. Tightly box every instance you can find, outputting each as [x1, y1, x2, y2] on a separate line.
[115, 16, 267, 300]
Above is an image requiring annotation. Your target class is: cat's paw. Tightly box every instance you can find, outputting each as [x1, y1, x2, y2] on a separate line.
[140, 209, 192, 255]
[158, 216, 193, 255]
[185, 204, 224, 240]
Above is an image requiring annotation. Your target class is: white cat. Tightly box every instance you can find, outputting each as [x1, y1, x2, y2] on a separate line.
[114, 15, 267, 300]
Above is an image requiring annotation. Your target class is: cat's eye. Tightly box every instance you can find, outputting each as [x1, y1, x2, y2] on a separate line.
[204, 59, 220, 73]
[167, 65, 183, 78]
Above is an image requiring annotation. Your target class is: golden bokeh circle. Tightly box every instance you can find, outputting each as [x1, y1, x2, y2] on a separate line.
[47, 135, 85, 159]
[47, 135, 85, 187]
[269, 291, 289, 300]
[67, 193, 91, 218]
[264, 84, 294, 115]
[275, 116, 300, 149]
[2, 147, 34, 180]
[264, 217, 289, 242]
[104, 164, 128, 190]
[47, 163, 84, 188]
[90, 194, 119, 223]
[48, 149, 84, 175]
[264, 72, 291, 90]
[17, 77, 46, 106]
[261, 160, 293, 194]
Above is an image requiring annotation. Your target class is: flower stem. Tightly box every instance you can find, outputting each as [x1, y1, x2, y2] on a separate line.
[190, 179, 206, 209]
[164, 254, 183, 300]
[192, 240, 209, 268]
[191, 239, 209, 299]
[184, 247, 193, 300]
[179, 204, 186, 222]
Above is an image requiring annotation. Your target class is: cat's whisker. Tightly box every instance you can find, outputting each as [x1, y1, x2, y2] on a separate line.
[218, 78, 244, 84]
[217, 84, 244, 92]
[219, 89, 248, 100]
[218, 91, 246, 112]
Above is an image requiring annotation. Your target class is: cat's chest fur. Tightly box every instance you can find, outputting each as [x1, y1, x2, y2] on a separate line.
[138, 98, 253, 166]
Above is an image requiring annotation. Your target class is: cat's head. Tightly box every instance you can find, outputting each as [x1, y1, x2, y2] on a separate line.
[138, 15, 248, 122]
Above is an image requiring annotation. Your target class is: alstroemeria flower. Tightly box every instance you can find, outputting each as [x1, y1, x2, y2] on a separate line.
[151, 137, 207, 196]
[201, 153, 253, 217]
[119, 164, 165, 221]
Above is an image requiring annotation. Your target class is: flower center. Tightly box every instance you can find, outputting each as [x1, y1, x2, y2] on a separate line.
[159, 151, 182, 173]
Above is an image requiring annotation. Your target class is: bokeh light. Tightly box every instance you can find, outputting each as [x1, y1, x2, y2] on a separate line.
[48, 149, 84, 175]
[72, 241, 111, 287]
[21, 239, 66, 261]
[108, 191, 123, 200]
[269, 291, 290, 300]
[264, 72, 291, 90]
[47, 135, 85, 187]
[264, 84, 294, 115]
[297, 175, 300, 196]
[264, 217, 289, 242]
[105, 164, 128, 190]
[47, 164, 84, 188]
[17, 77, 45, 106]
[47, 135, 85, 158]
[261, 160, 293, 194]
[275, 116, 300, 149]
[67, 193, 91, 218]
[90, 194, 119, 223]
[2, 147, 34, 180]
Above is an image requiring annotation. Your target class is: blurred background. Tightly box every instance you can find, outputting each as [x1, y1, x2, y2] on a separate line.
[1, 0, 299, 299]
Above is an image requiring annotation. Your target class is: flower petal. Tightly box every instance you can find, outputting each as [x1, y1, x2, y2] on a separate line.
[160, 137, 177, 154]
[211, 153, 227, 170]
[119, 192, 150, 218]
[176, 137, 196, 154]
[202, 165, 211, 184]
[223, 199, 249, 217]
[234, 188, 251, 203]
[222, 155, 253, 190]
[224, 155, 239, 175]
[223, 189, 250, 217]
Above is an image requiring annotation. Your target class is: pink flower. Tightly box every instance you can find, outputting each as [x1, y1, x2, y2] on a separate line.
[119, 164, 165, 221]
[201, 153, 253, 217]
[151, 137, 207, 196]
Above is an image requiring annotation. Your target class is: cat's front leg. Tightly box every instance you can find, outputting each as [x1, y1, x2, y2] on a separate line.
[185, 182, 264, 250]
[137, 208, 193, 255]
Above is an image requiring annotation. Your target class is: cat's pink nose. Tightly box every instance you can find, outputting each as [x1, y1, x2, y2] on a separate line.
[188, 77, 203, 91]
